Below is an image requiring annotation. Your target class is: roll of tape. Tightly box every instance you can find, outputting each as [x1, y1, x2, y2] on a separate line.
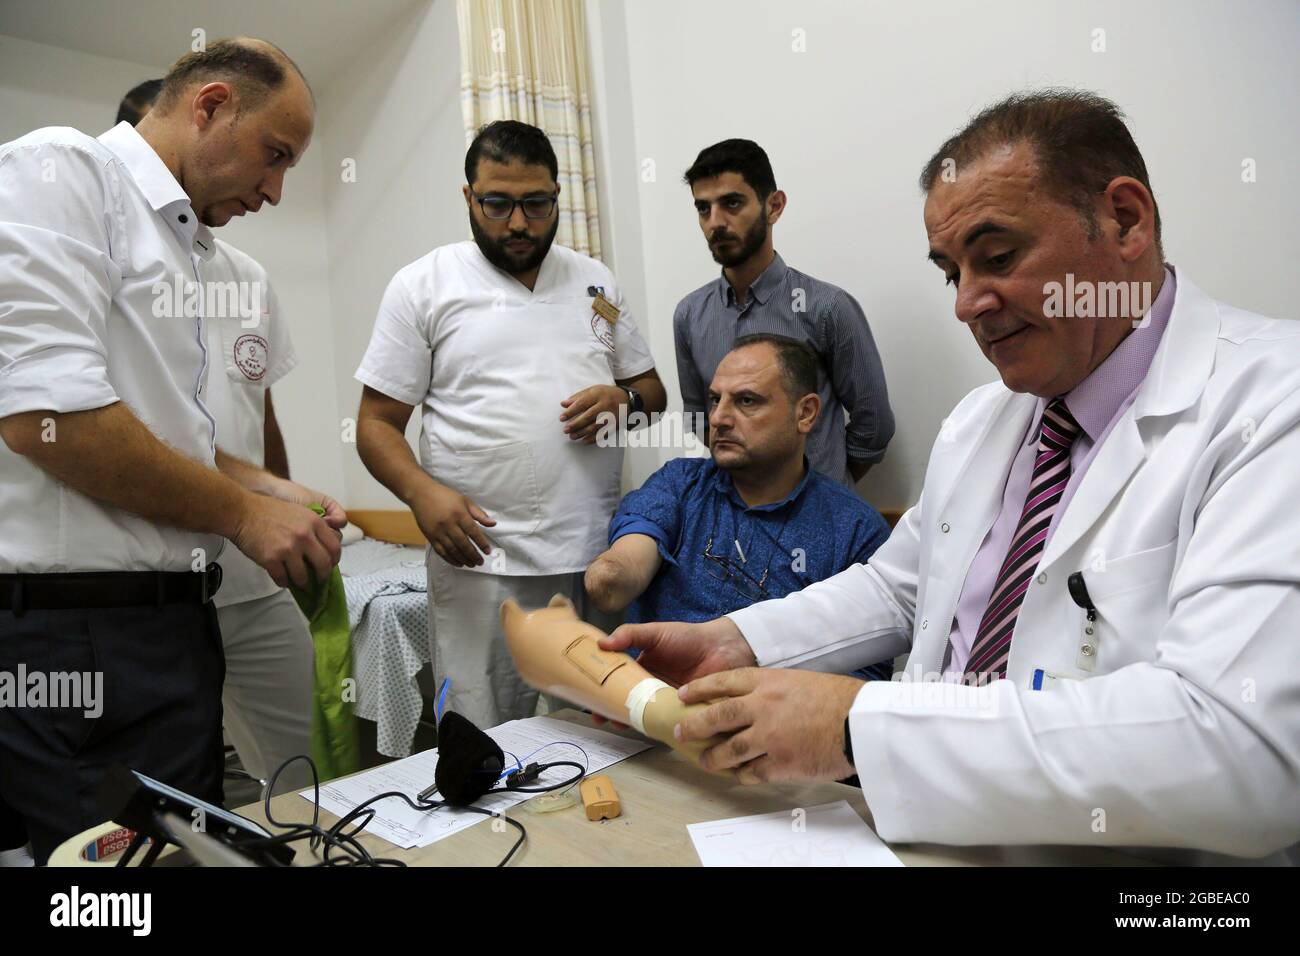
[624, 677, 671, 735]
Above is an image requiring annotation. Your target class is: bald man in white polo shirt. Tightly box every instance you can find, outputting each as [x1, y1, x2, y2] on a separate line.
[116, 81, 317, 797]
[0, 38, 341, 865]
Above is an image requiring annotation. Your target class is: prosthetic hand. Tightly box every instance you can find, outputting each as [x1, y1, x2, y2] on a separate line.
[500, 596, 727, 771]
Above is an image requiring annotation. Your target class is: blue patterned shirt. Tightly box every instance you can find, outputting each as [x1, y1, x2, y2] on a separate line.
[609, 456, 894, 680]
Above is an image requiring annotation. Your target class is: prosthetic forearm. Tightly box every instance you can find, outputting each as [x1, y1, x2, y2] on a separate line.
[500, 596, 726, 770]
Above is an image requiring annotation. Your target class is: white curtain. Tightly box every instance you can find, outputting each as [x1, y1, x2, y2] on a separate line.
[457, 0, 602, 259]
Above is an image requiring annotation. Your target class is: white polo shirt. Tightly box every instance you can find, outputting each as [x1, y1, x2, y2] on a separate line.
[0, 122, 224, 573]
[356, 240, 655, 576]
[202, 238, 299, 606]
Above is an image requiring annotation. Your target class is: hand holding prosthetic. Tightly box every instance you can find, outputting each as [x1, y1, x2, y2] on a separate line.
[500, 596, 727, 770]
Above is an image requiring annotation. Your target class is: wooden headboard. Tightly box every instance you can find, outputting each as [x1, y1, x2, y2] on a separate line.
[346, 510, 427, 546]
[348, 507, 907, 546]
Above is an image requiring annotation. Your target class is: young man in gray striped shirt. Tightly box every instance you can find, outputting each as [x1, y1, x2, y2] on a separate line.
[673, 139, 894, 486]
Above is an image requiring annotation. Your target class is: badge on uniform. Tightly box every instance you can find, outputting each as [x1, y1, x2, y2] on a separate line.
[588, 286, 619, 326]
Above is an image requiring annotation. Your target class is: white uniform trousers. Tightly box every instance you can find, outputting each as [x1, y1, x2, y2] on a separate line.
[217, 589, 314, 793]
[426, 561, 603, 731]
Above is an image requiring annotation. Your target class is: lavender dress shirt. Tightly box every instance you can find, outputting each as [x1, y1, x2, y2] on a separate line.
[943, 267, 1177, 678]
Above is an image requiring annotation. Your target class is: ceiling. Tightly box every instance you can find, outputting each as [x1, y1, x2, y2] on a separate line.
[0, 0, 429, 81]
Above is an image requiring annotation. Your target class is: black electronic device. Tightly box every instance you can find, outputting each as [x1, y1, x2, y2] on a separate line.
[96, 766, 295, 867]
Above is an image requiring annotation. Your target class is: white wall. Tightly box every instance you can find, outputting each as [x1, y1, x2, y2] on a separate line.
[5, 0, 1298, 515]
[316, 0, 467, 509]
[216, 136, 345, 500]
[584, 0, 675, 491]
[0, 32, 347, 499]
[596, 0, 1300, 509]
[0, 35, 159, 139]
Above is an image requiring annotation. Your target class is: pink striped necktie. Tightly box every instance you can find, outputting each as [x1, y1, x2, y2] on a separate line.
[965, 398, 1082, 683]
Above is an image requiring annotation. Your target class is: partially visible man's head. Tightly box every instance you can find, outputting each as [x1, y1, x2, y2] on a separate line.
[462, 121, 560, 276]
[116, 78, 163, 127]
[139, 37, 314, 228]
[921, 90, 1164, 398]
[684, 139, 784, 268]
[708, 334, 821, 477]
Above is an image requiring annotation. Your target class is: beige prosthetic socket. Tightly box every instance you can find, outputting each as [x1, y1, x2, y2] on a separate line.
[500, 596, 727, 770]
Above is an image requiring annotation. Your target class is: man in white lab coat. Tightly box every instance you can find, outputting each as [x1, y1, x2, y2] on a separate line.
[602, 90, 1300, 862]
[356, 121, 667, 730]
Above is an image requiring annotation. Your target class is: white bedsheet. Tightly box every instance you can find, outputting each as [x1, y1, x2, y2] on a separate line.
[341, 539, 431, 757]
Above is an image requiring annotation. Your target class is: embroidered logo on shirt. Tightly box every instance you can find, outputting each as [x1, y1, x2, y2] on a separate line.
[590, 313, 615, 352]
[233, 333, 269, 381]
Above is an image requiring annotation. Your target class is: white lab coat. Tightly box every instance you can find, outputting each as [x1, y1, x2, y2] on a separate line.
[730, 268, 1300, 862]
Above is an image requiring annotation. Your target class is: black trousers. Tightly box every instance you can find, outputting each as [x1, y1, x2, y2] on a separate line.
[0, 601, 225, 864]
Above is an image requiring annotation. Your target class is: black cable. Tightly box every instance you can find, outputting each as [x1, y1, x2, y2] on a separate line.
[502, 760, 586, 793]
[245, 753, 406, 867]
[246, 753, 583, 867]
[441, 803, 528, 866]
[417, 760, 584, 866]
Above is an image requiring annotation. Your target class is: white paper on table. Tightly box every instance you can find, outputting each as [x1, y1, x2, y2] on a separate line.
[299, 716, 652, 849]
[688, 800, 903, 867]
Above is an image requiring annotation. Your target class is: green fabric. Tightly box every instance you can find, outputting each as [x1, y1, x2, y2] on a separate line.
[289, 504, 359, 781]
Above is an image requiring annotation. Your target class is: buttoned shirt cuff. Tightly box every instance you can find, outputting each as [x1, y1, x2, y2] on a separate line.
[0, 348, 118, 418]
[612, 520, 680, 572]
[610, 515, 671, 552]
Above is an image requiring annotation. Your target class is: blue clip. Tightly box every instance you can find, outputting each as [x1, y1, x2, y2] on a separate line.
[435, 677, 451, 722]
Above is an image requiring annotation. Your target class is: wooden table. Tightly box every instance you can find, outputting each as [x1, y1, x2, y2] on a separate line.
[237, 709, 1152, 867]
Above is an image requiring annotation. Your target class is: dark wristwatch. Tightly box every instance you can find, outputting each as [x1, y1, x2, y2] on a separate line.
[621, 385, 645, 416]
[842, 715, 855, 768]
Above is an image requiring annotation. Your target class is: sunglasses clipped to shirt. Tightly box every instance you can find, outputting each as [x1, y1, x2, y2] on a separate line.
[471, 191, 559, 220]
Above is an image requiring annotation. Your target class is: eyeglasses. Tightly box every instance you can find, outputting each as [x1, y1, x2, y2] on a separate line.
[471, 191, 558, 220]
[701, 536, 771, 602]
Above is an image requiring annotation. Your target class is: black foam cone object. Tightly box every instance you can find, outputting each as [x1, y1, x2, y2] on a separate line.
[434, 711, 506, 806]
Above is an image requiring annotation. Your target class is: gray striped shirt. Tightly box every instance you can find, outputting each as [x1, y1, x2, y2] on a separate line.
[672, 252, 894, 485]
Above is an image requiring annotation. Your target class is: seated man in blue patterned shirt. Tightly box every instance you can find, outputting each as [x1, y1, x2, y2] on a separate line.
[585, 333, 894, 681]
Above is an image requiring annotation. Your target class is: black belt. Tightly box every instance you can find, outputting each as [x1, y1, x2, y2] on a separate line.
[0, 563, 223, 614]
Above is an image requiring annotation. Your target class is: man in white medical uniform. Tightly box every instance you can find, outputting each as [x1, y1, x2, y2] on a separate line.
[356, 121, 666, 729]
[0, 38, 343, 865]
[118, 81, 316, 794]
[603, 90, 1300, 863]
[201, 239, 318, 791]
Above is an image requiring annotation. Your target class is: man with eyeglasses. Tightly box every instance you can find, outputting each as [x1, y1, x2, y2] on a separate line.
[585, 334, 892, 682]
[355, 120, 666, 729]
